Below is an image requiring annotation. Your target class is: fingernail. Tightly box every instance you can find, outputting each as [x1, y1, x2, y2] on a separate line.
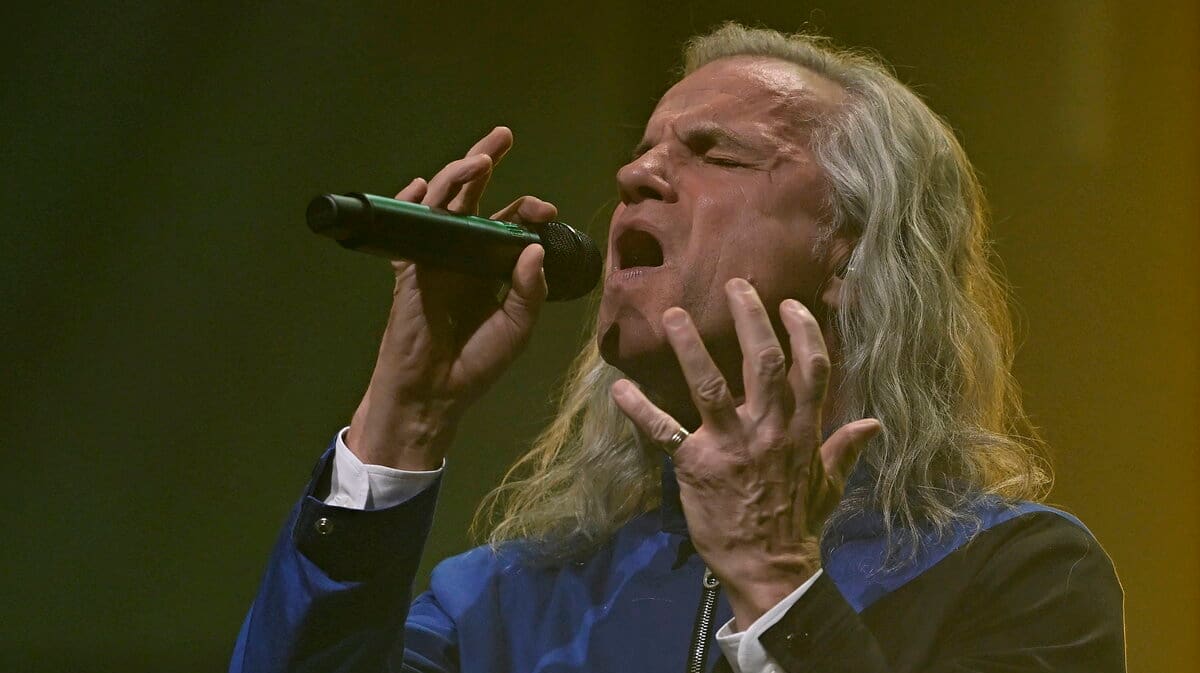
[663, 308, 688, 328]
[783, 299, 806, 315]
[728, 277, 753, 294]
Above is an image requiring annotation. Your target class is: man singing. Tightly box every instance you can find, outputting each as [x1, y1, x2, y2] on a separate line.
[232, 23, 1125, 673]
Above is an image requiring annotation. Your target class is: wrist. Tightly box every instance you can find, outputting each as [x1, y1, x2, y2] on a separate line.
[347, 392, 460, 470]
[718, 550, 820, 630]
[726, 569, 819, 631]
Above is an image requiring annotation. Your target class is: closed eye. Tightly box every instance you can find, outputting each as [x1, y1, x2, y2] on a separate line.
[704, 156, 744, 167]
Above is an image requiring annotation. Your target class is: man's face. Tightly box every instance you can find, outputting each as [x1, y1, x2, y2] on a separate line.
[596, 56, 847, 400]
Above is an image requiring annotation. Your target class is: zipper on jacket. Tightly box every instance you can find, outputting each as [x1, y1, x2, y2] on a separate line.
[686, 567, 721, 673]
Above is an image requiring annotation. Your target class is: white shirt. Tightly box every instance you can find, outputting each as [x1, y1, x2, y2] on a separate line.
[326, 427, 818, 673]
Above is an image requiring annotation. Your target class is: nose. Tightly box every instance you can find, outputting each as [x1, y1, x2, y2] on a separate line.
[616, 146, 677, 204]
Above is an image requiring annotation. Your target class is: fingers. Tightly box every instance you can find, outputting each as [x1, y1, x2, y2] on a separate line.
[662, 308, 740, 432]
[610, 379, 690, 454]
[780, 299, 832, 425]
[424, 153, 493, 211]
[503, 243, 547, 324]
[726, 278, 791, 424]
[802, 418, 879, 531]
[445, 155, 495, 213]
[491, 195, 558, 225]
[419, 126, 515, 214]
[394, 177, 428, 202]
[459, 243, 546, 368]
[819, 418, 882, 479]
[391, 178, 430, 275]
[464, 126, 514, 166]
[447, 126, 514, 213]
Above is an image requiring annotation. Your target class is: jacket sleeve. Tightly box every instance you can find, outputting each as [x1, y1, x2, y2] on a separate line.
[758, 514, 1126, 672]
[229, 443, 446, 673]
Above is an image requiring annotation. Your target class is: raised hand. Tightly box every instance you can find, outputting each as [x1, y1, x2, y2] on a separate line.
[346, 127, 558, 470]
[611, 277, 881, 629]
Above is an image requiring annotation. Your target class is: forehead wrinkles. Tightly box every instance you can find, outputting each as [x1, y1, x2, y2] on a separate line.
[732, 55, 846, 113]
[652, 62, 835, 150]
[744, 66, 836, 142]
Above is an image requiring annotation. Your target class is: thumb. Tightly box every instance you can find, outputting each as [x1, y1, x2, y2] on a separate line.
[820, 418, 882, 481]
[807, 419, 882, 532]
[502, 243, 547, 329]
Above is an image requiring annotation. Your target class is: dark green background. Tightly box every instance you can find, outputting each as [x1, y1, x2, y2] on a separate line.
[3, 2, 1197, 671]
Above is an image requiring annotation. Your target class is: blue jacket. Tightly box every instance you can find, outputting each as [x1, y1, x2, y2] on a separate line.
[231, 439, 1124, 673]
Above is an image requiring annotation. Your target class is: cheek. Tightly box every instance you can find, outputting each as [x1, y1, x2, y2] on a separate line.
[678, 195, 758, 320]
[688, 187, 786, 277]
[687, 187, 825, 307]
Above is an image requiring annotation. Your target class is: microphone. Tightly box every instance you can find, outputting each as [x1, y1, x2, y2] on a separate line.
[307, 192, 602, 301]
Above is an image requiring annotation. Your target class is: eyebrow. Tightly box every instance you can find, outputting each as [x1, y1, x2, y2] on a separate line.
[631, 122, 758, 158]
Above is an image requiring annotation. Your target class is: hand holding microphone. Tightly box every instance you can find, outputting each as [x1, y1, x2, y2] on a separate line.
[308, 193, 600, 301]
[337, 127, 576, 471]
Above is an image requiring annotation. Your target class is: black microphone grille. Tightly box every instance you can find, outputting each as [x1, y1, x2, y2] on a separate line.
[539, 222, 602, 302]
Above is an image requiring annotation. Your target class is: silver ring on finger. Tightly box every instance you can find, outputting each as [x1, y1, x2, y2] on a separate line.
[662, 427, 691, 458]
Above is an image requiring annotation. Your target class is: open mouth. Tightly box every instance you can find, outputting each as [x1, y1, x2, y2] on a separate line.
[615, 229, 664, 270]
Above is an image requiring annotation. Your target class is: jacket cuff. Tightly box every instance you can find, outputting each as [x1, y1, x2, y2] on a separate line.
[760, 571, 887, 671]
[291, 445, 442, 582]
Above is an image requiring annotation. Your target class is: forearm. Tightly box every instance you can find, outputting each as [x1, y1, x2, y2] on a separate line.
[753, 514, 1125, 673]
[758, 572, 890, 672]
[230, 440, 442, 673]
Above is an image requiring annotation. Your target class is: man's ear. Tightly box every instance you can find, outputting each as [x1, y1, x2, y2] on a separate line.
[821, 234, 858, 312]
[822, 272, 845, 312]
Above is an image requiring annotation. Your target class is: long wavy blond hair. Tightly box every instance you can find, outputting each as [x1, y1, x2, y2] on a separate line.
[473, 22, 1051, 565]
